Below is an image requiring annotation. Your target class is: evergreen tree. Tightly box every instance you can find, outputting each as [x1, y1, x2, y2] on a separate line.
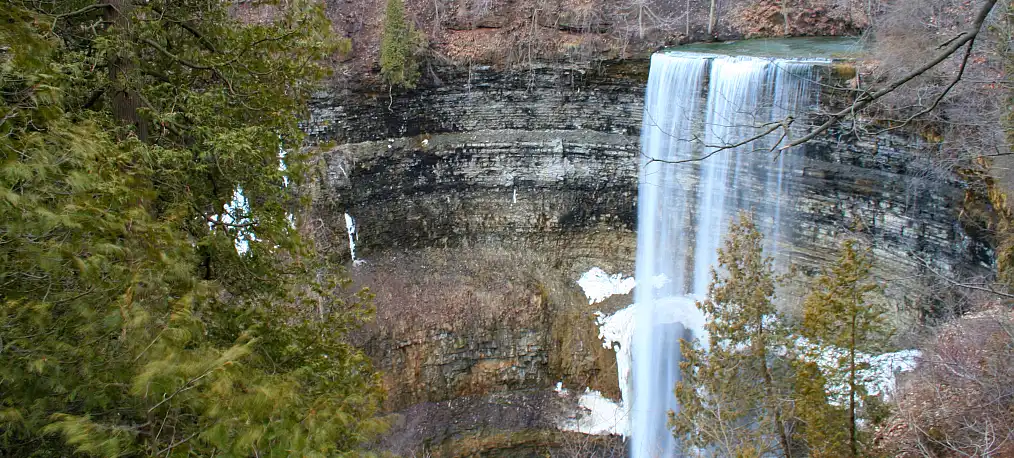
[1, 1, 383, 456]
[380, 0, 422, 89]
[792, 361, 851, 457]
[672, 213, 793, 457]
[796, 239, 892, 458]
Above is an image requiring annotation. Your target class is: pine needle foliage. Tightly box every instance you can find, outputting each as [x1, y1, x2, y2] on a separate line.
[380, 0, 423, 89]
[792, 360, 851, 457]
[672, 213, 794, 458]
[797, 239, 892, 458]
[1, 1, 383, 456]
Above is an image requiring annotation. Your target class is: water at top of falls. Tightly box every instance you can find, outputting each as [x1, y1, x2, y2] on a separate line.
[671, 36, 862, 59]
[630, 52, 823, 458]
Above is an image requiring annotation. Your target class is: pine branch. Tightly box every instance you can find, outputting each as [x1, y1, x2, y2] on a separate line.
[141, 38, 214, 70]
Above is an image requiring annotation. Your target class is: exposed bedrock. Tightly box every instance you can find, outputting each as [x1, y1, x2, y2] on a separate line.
[305, 60, 991, 455]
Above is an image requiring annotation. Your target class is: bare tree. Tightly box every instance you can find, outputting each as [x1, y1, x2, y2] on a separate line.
[881, 308, 1014, 457]
[707, 0, 719, 36]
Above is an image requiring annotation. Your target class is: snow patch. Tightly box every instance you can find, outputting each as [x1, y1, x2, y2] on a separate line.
[595, 305, 635, 419]
[867, 349, 921, 398]
[555, 384, 628, 436]
[592, 298, 709, 438]
[578, 268, 636, 304]
[278, 145, 289, 187]
[344, 213, 364, 266]
[222, 186, 253, 254]
[795, 337, 920, 403]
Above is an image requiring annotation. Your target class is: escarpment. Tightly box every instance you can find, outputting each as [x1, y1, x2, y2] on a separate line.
[303, 58, 990, 455]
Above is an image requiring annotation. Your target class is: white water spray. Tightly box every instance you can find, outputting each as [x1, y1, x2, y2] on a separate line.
[631, 52, 823, 457]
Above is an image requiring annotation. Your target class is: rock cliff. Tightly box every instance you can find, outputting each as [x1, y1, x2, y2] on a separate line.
[303, 59, 990, 455]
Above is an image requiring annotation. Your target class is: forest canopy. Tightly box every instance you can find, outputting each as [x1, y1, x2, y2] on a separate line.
[0, 1, 383, 456]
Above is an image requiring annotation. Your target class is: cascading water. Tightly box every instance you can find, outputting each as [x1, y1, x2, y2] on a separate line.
[630, 52, 824, 457]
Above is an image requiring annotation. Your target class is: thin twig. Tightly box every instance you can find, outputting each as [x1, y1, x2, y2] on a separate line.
[873, 38, 977, 135]
[915, 256, 1014, 300]
[780, 0, 999, 150]
[642, 114, 789, 165]
[54, 3, 113, 19]
[148, 366, 219, 413]
[158, 430, 201, 456]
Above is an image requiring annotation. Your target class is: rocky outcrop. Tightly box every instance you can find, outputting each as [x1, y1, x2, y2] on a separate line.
[307, 60, 987, 272]
[305, 58, 990, 455]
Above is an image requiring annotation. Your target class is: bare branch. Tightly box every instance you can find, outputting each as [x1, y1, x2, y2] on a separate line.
[872, 37, 977, 135]
[171, 19, 218, 53]
[780, 0, 1000, 150]
[140, 38, 236, 94]
[54, 3, 113, 19]
[915, 255, 1014, 300]
[642, 112, 791, 165]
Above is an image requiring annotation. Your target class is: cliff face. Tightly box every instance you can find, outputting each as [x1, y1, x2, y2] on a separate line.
[304, 60, 989, 455]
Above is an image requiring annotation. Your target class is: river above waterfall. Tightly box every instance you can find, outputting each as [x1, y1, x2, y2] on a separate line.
[669, 36, 864, 59]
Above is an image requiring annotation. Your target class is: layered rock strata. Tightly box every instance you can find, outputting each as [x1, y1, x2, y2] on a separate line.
[305, 59, 990, 455]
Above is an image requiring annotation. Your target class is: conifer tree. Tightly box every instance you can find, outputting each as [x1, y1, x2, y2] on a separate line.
[797, 239, 891, 458]
[1, 1, 382, 456]
[793, 361, 851, 457]
[380, 0, 423, 89]
[672, 213, 793, 457]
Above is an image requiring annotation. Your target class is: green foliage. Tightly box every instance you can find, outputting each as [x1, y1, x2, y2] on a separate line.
[380, 0, 424, 89]
[1, 1, 384, 456]
[672, 221, 898, 457]
[672, 213, 792, 457]
[795, 239, 892, 457]
[792, 361, 850, 457]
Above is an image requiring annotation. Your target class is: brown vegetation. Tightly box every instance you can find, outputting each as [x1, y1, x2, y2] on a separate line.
[863, 0, 1011, 182]
[879, 306, 1014, 457]
[339, 242, 624, 411]
[316, 0, 874, 86]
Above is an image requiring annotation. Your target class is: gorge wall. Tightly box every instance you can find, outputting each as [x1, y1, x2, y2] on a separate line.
[303, 59, 991, 456]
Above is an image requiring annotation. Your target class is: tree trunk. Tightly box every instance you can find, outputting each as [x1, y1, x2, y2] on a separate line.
[707, 0, 718, 36]
[104, 0, 147, 141]
[782, 0, 790, 36]
[849, 300, 858, 458]
[685, 0, 691, 36]
[758, 320, 793, 458]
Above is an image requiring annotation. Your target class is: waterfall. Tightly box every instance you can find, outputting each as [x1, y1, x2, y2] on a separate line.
[630, 52, 824, 457]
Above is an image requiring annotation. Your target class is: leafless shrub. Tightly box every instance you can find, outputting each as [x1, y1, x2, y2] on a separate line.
[864, 0, 1011, 174]
[351, 243, 558, 339]
[456, 0, 497, 28]
[879, 306, 1014, 457]
[611, 0, 684, 54]
[554, 431, 627, 457]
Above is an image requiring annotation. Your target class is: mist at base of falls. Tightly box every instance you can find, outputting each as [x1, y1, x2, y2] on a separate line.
[630, 52, 825, 457]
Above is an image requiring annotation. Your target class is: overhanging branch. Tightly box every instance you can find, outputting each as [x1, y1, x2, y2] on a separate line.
[780, 0, 999, 150]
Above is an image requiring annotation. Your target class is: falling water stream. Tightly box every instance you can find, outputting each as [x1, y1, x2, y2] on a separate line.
[631, 51, 825, 457]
